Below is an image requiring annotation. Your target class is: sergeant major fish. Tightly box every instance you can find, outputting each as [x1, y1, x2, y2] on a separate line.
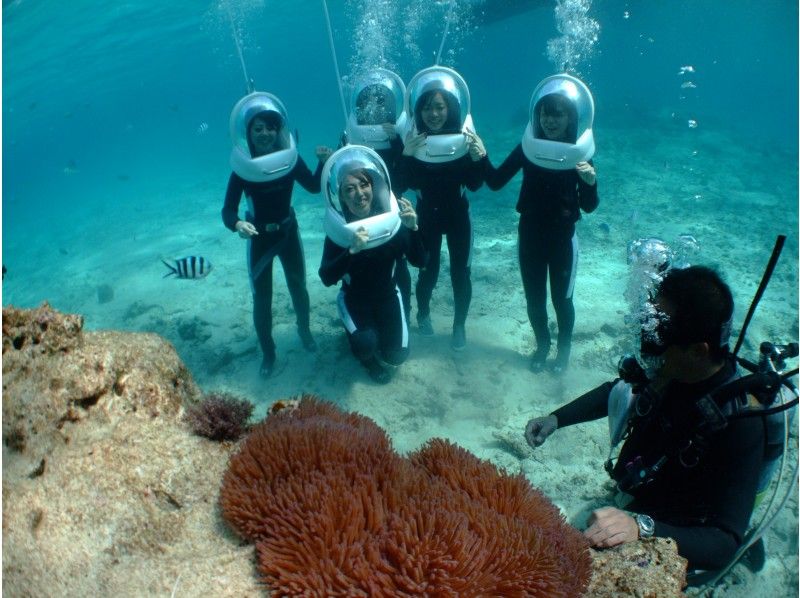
[162, 256, 213, 279]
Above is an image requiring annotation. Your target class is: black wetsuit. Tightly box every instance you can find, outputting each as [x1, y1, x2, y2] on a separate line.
[485, 144, 598, 359]
[319, 227, 427, 366]
[551, 357, 765, 571]
[375, 137, 412, 319]
[221, 157, 322, 361]
[397, 153, 485, 328]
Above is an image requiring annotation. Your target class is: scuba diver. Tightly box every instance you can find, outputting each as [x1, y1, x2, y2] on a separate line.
[484, 74, 598, 373]
[318, 146, 427, 384]
[524, 253, 798, 582]
[396, 66, 488, 351]
[221, 92, 333, 378]
[343, 69, 413, 321]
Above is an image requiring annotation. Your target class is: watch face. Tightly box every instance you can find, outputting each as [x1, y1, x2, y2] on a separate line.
[637, 514, 655, 537]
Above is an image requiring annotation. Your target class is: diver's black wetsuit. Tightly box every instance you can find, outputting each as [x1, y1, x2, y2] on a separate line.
[397, 153, 485, 328]
[551, 357, 765, 571]
[319, 227, 427, 366]
[222, 157, 322, 361]
[485, 144, 598, 360]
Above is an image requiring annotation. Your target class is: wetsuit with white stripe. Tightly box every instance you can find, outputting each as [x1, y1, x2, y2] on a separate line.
[222, 157, 322, 361]
[396, 154, 486, 328]
[485, 144, 598, 358]
[318, 227, 427, 366]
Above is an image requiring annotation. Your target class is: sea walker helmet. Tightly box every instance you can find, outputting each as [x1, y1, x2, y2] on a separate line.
[346, 69, 409, 150]
[229, 92, 298, 182]
[521, 73, 595, 170]
[399, 66, 475, 163]
[321, 145, 401, 249]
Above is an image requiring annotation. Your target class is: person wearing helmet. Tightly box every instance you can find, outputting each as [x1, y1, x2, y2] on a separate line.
[222, 104, 334, 379]
[319, 163, 427, 384]
[485, 85, 598, 374]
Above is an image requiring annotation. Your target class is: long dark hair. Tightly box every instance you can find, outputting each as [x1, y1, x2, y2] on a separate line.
[414, 89, 461, 135]
[339, 168, 379, 222]
[246, 110, 283, 157]
[533, 93, 578, 144]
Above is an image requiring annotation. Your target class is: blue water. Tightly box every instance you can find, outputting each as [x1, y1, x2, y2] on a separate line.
[3, 0, 799, 594]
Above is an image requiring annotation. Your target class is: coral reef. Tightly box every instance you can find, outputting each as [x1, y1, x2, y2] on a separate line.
[220, 395, 592, 596]
[185, 392, 254, 441]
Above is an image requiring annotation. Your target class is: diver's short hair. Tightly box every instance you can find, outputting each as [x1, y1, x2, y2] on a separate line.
[414, 89, 461, 134]
[534, 93, 579, 144]
[656, 265, 734, 360]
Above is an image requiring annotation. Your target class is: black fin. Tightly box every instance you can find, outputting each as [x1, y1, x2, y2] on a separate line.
[161, 259, 177, 278]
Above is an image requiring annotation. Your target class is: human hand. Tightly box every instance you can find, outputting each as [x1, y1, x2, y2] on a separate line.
[349, 226, 369, 254]
[316, 145, 334, 163]
[382, 123, 398, 140]
[583, 507, 639, 548]
[576, 161, 596, 185]
[524, 414, 558, 448]
[398, 197, 418, 230]
[403, 132, 426, 156]
[235, 220, 259, 239]
[465, 131, 486, 161]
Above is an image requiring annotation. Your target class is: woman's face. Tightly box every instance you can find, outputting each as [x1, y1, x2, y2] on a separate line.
[421, 92, 448, 133]
[539, 105, 570, 141]
[249, 116, 279, 156]
[340, 174, 373, 219]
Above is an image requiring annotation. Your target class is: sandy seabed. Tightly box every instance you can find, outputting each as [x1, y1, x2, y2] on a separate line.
[3, 121, 798, 596]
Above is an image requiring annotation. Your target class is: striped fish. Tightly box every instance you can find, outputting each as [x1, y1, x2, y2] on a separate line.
[162, 256, 213, 279]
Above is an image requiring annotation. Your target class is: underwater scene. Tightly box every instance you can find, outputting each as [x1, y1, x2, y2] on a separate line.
[3, 0, 798, 595]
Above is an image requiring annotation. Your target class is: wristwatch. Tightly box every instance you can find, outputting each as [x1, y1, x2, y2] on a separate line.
[636, 514, 655, 539]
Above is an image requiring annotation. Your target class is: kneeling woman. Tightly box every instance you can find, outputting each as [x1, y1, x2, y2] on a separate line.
[319, 147, 427, 383]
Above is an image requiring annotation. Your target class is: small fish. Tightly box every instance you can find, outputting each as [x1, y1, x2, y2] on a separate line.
[162, 256, 213, 280]
[680, 81, 697, 89]
[678, 65, 695, 75]
[196, 122, 209, 135]
[687, 119, 698, 129]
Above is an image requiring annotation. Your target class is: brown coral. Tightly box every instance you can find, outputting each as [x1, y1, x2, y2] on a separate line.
[220, 395, 591, 596]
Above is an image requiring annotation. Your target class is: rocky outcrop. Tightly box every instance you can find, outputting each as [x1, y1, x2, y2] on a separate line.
[2, 304, 687, 597]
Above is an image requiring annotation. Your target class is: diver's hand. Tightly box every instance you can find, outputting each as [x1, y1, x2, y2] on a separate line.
[382, 123, 398, 140]
[584, 507, 639, 548]
[316, 145, 334, 163]
[465, 131, 486, 161]
[398, 197, 418, 230]
[576, 161, 596, 185]
[349, 226, 369, 254]
[403, 132, 426, 156]
[524, 414, 558, 448]
[235, 220, 258, 239]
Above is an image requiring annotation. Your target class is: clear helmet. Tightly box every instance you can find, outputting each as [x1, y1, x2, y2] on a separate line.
[521, 73, 595, 170]
[399, 66, 475, 163]
[321, 145, 401, 249]
[346, 69, 409, 150]
[229, 92, 298, 182]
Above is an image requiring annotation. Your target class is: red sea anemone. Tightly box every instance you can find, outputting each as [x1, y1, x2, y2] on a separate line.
[220, 395, 590, 596]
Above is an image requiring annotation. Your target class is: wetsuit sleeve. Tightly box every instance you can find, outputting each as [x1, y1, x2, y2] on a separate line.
[463, 155, 486, 192]
[404, 228, 428, 269]
[395, 155, 419, 196]
[294, 156, 323, 194]
[578, 159, 598, 213]
[222, 173, 245, 232]
[551, 380, 615, 427]
[484, 144, 524, 190]
[647, 416, 764, 570]
[318, 237, 352, 287]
